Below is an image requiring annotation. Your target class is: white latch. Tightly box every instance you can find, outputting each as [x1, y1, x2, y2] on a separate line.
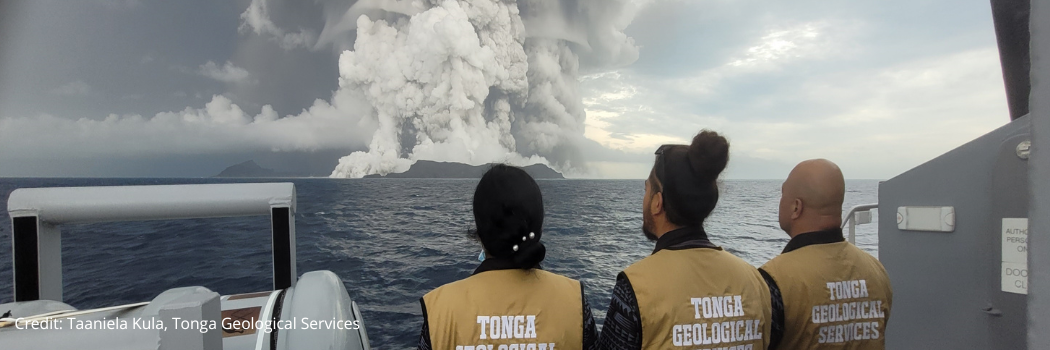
[897, 206, 955, 232]
[854, 211, 872, 225]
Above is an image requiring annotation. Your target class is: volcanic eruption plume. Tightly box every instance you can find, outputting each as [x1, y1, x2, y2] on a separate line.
[322, 0, 639, 178]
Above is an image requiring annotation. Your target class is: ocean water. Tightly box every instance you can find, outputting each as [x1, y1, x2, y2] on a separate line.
[0, 178, 879, 348]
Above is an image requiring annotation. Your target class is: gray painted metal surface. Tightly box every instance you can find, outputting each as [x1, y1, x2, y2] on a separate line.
[7, 183, 299, 301]
[1028, 0, 1049, 346]
[990, 0, 1032, 120]
[156, 287, 222, 350]
[879, 117, 1031, 349]
[0, 328, 160, 350]
[1, 182, 370, 349]
[1, 286, 221, 349]
[279, 271, 371, 350]
[0, 300, 74, 318]
[6, 183, 296, 223]
[0, 280, 371, 349]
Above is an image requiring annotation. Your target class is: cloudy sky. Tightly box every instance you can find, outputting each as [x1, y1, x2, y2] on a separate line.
[0, 0, 1010, 179]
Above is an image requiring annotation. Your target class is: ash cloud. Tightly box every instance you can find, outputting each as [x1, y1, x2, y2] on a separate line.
[0, 0, 640, 178]
[313, 0, 640, 177]
[239, 0, 318, 50]
[198, 61, 251, 84]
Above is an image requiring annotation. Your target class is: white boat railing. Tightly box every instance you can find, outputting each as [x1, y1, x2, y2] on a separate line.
[842, 203, 878, 244]
[6, 183, 298, 302]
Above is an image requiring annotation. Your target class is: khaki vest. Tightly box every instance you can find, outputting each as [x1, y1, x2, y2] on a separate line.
[623, 248, 772, 350]
[761, 241, 893, 350]
[423, 269, 584, 350]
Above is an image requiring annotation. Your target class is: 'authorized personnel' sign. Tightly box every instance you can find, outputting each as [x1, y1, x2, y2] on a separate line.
[1002, 218, 1028, 295]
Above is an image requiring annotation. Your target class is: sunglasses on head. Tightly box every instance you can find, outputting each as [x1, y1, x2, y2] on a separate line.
[652, 144, 680, 193]
[655, 144, 675, 156]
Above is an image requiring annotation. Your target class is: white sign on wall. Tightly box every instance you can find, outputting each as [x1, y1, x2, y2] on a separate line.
[1002, 218, 1029, 295]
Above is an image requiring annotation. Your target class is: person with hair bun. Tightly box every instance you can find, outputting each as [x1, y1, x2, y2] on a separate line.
[418, 164, 598, 350]
[597, 130, 774, 350]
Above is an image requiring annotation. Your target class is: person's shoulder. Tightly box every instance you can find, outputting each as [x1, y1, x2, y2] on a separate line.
[533, 269, 581, 285]
[545, 270, 587, 297]
[761, 242, 837, 276]
[847, 243, 879, 258]
[711, 248, 754, 264]
[761, 247, 802, 269]
[850, 245, 891, 277]
[711, 249, 766, 280]
[844, 243, 884, 266]
[623, 250, 667, 274]
[629, 248, 757, 274]
[424, 275, 477, 300]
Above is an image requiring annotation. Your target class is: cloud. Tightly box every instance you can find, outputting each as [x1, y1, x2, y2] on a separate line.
[2, 0, 1009, 180]
[0, 92, 376, 166]
[198, 61, 251, 84]
[518, 0, 641, 69]
[326, 0, 642, 178]
[726, 22, 833, 68]
[582, 46, 1008, 179]
[239, 0, 317, 50]
[49, 80, 93, 96]
[570, 0, 1010, 179]
[6, 0, 643, 179]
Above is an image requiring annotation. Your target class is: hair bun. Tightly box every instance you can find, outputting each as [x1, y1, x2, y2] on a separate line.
[512, 240, 546, 269]
[687, 130, 730, 181]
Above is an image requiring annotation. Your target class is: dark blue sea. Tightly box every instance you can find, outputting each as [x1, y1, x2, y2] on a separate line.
[0, 178, 879, 348]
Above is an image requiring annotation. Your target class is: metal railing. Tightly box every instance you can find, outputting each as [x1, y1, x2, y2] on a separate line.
[7, 183, 298, 302]
[842, 203, 878, 244]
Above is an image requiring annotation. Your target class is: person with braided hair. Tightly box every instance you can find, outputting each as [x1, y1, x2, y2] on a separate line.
[418, 164, 598, 350]
[597, 130, 774, 350]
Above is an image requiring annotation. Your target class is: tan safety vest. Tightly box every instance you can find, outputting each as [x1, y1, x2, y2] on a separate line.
[761, 241, 893, 350]
[623, 248, 772, 350]
[423, 269, 584, 350]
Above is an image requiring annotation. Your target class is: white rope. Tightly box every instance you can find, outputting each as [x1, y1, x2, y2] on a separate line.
[0, 301, 149, 328]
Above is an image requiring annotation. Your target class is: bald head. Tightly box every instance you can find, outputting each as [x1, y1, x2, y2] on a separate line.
[778, 159, 846, 236]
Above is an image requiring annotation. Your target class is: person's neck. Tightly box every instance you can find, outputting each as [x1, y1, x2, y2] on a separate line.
[787, 215, 841, 238]
[652, 220, 683, 239]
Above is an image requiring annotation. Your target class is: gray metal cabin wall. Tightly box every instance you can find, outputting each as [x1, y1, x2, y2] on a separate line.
[1028, 0, 1049, 345]
[879, 118, 1030, 350]
[991, 0, 1032, 120]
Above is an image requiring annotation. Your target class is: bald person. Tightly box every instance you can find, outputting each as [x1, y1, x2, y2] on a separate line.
[759, 159, 892, 350]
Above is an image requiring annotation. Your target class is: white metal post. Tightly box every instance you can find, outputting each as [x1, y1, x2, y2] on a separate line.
[849, 216, 857, 244]
[7, 182, 298, 301]
[37, 221, 62, 301]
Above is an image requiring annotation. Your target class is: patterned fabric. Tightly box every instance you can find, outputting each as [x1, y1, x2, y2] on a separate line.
[760, 268, 785, 350]
[582, 284, 599, 350]
[418, 298, 432, 350]
[595, 273, 642, 350]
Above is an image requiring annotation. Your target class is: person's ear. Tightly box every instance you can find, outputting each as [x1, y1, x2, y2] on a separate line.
[791, 198, 803, 220]
[651, 192, 664, 216]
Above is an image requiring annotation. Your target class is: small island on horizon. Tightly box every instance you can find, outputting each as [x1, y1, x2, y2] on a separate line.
[363, 160, 564, 179]
[215, 160, 286, 178]
[215, 160, 564, 179]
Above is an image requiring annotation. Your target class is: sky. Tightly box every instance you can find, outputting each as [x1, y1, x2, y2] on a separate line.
[0, 0, 1011, 179]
